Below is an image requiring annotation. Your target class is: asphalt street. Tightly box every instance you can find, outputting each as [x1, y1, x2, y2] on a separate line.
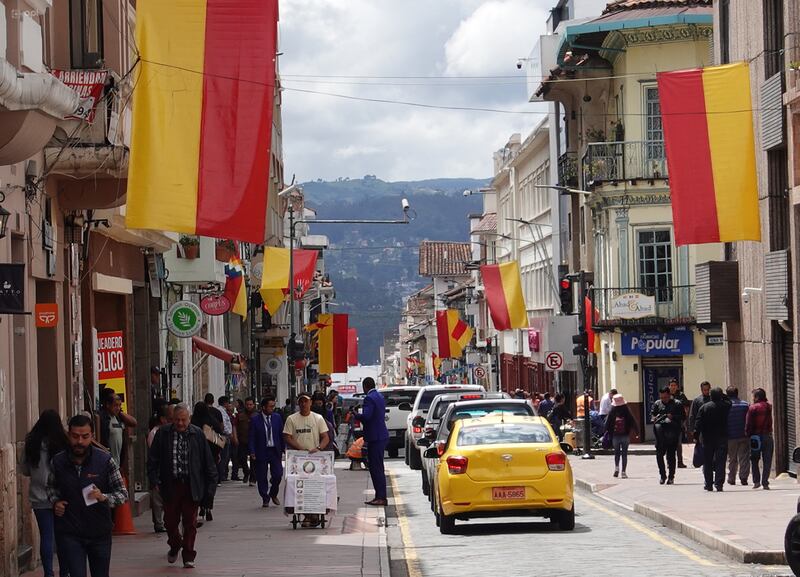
[385, 457, 792, 577]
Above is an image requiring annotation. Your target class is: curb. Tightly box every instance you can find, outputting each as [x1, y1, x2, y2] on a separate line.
[633, 501, 786, 565]
[576, 476, 786, 565]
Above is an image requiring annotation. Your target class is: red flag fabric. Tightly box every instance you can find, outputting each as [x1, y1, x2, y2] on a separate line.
[318, 314, 348, 374]
[291, 250, 318, 299]
[585, 295, 598, 354]
[347, 328, 358, 367]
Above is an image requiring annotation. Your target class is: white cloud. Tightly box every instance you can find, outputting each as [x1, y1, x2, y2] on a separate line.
[278, 1, 555, 182]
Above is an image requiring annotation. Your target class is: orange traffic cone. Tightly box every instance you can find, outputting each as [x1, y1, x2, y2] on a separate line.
[113, 476, 136, 535]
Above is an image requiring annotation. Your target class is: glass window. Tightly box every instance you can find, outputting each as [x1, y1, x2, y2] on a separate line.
[644, 86, 664, 161]
[457, 422, 553, 446]
[380, 390, 418, 407]
[638, 229, 673, 301]
[70, 0, 104, 69]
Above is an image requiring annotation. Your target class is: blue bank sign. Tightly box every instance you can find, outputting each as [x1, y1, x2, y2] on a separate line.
[622, 329, 694, 357]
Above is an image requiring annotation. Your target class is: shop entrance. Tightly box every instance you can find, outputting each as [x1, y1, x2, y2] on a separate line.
[641, 358, 683, 441]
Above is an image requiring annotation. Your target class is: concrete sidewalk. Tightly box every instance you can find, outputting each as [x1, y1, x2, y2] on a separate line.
[22, 461, 389, 577]
[571, 448, 798, 564]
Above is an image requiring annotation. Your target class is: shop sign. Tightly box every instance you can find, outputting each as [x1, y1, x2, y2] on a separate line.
[51, 69, 109, 122]
[35, 303, 59, 328]
[611, 292, 656, 319]
[622, 328, 694, 357]
[200, 294, 231, 316]
[706, 335, 724, 346]
[0, 264, 25, 314]
[97, 330, 128, 412]
[166, 301, 203, 338]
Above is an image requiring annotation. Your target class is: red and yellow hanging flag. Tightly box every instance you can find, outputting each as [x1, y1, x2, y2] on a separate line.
[126, 0, 279, 243]
[657, 62, 760, 245]
[584, 295, 599, 355]
[259, 248, 319, 316]
[432, 352, 442, 378]
[480, 262, 528, 331]
[347, 328, 359, 367]
[223, 257, 247, 319]
[436, 309, 473, 358]
[318, 314, 348, 375]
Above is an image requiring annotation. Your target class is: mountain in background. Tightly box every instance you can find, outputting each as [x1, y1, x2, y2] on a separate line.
[303, 176, 488, 365]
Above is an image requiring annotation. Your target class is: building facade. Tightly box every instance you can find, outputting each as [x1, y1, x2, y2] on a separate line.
[535, 0, 726, 435]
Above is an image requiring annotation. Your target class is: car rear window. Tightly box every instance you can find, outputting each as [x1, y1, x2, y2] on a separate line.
[451, 404, 534, 421]
[381, 391, 417, 407]
[418, 387, 480, 410]
[457, 423, 553, 446]
[432, 400, 458, 420]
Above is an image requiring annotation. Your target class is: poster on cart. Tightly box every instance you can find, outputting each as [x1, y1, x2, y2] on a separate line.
[286, 450, 334, 477]
[292, 478, 327, 514]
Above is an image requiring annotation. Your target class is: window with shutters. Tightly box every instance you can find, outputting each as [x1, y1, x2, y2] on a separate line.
[644, 86, 665, 163]
[637, 229, 673, 301]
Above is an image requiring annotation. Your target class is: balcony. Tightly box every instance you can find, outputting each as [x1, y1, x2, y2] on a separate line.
[557, 151, 578, 187]
[581, 141, 668, 188]
[590, 285, 695, 329]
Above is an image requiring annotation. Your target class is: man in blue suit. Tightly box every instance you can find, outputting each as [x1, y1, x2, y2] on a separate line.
[249, 396, 284, 507]
[355, 377, 389, 506]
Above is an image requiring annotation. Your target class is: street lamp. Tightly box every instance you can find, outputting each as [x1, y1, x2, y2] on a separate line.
[463, 187, 496, 197]
[533, 184, 592, 196]
[280, 194, 413, 402]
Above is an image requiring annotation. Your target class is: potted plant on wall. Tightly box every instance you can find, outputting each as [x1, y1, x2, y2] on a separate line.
[179, 235, 200, 259]
[215, 238, 237, 262]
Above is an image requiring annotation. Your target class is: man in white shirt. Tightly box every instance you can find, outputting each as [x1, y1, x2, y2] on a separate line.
[283, 392, 329, 453]
[599, 388, 618, 419]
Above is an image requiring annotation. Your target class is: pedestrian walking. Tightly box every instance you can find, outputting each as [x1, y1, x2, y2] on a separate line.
[216, 396, 236, 482]
[98, 392, 137, 468]
[249, 396, 284, 508]
[282, 397, 294, 420]
[354, 377, 389, 506]
[598, 388, 618, 419]
[191, 402, 223, 522]
[538, 392, 554, 418]
[547, 393, 572, 441]
[694, 387, 731, 492]
[147, 406, 171, 533]
[651, 386, 683, 485]
[21, 410, 69, 577]
[687, 381, 711, 443]
[604, 394, 638, 479]
[669, 378, 690, 468]
[746, 387, 774, 490]
[234, 397, 257, 485]
[283, 392, 330, 527]
[147, 403, 217, 569]
[51, 414, 129, 577]
[725, 386, 750, 486]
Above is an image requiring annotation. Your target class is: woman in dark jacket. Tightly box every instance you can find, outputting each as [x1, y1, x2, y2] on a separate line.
[604, 395, 639, 479]
[22, 410, 69, 577]
[191, 402, 223, 521]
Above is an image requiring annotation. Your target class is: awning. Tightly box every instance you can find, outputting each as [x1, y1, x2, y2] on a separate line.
[191, 336, 239, 363]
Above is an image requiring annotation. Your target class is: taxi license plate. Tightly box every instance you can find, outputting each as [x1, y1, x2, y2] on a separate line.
[492, 486, 525, 500]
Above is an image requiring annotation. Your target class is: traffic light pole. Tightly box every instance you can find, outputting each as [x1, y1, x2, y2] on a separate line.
[578, 270, 594, 460]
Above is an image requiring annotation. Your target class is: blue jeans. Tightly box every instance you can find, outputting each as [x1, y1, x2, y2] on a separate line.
[612, 435, 630, 472]
[367, 439, 387, 500]
[751, 433, 774, 487]
[55, 532, 111, 577]
[34, 508, 68, 577]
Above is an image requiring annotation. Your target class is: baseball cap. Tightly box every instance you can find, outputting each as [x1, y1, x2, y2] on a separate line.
[297, 391, 312, 401]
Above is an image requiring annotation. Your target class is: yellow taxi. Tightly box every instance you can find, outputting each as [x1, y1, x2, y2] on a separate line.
[426, 414, 574, 534]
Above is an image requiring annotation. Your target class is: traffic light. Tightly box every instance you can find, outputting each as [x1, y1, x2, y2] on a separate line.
[572, 331, 588, 357]
[558, 265, 573, 314]
[287, 338, 304, 362]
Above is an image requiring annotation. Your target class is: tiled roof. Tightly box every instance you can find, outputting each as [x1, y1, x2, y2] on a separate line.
[418, 241, 471, 278]
[473, 213, 497, 234]
[604, 0, 710, 14]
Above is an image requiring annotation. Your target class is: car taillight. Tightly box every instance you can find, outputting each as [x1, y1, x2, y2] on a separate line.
[412, 416, 426, 428]
[460, 394, 482, 400]
[446, 455, 468, 474]
[546, 453, 566, 471]
[436, 443, 446, 457]
[413, 426, 422, 434]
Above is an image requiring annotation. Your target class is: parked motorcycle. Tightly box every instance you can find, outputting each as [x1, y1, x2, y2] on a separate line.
[784, 447, 800, 575]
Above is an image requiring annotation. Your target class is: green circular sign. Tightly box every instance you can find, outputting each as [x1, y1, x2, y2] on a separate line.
[166, 300, 203, 338]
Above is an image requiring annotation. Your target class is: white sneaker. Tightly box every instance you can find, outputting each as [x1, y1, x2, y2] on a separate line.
[184, 561, 195, 568]
[621, 471, 628, 479]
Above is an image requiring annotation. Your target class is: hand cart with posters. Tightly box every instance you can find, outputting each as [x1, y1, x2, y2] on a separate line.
[283, 450, 337, 529]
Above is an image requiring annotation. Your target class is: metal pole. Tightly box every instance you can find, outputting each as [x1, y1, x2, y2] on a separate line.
[578, 270, 594, 460]
[494, 334, 501, 393]
[288, 204, 296, 404]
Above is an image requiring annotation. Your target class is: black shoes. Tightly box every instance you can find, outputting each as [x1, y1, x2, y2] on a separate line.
[666, 477, 674, 485]
[659, 476, 667, 485]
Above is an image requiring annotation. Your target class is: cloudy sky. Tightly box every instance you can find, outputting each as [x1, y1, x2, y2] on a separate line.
[277, 0, 603, 183]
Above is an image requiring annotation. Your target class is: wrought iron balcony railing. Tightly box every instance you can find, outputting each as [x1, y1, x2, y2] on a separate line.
[582, 140, 668, 187]
[557, 151, 578, 188]
[590, 285, 695, 329]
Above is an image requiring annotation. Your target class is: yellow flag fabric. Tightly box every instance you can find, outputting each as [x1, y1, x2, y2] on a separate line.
[259, 247, 290, 316]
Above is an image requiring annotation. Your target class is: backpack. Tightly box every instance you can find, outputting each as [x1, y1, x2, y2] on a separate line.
[613, 415, 626, 435]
